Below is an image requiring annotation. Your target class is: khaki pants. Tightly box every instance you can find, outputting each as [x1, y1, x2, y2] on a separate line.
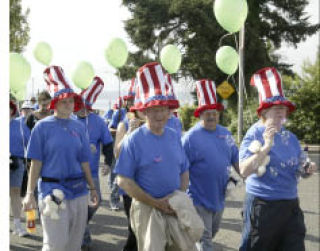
[130, 199, 197, 251]
[40, 195, 88, 251]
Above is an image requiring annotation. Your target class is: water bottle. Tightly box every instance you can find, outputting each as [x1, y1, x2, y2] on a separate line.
[301, 146, 311, 178]
[26, 209, 36, 234]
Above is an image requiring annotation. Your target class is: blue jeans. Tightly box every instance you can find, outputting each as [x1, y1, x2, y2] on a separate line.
[108, 160, 120, 206]
[195, 205, 224, 251]
[82, 177, 101, 246]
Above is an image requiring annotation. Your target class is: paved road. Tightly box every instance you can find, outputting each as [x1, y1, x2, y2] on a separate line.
[10, 171, 320, 251]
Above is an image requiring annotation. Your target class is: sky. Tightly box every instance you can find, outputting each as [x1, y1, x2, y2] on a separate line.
[18, 0, 320, 106]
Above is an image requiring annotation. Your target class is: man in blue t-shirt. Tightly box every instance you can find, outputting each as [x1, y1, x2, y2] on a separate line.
[182, 79, 240, 251]
[103, 108, 114, 125]
[115, 62, 189, 250]
[166, 111, 183, 138]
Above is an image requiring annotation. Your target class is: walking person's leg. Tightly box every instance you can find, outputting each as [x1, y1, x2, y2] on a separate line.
[82, 177, 101, 248]
[109, 160, 120, 210]
[195, 205, 213, 251]
[123, 194, 137, 251]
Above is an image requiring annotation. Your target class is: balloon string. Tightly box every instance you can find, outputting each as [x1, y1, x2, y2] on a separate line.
[218, 33, 233, 47]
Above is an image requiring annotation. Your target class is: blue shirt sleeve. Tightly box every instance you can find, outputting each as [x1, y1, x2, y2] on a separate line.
[100, 118, 113, 145]
[229, 135, 239, 164]
[239, 131, 255, 162]
[182, 134, 195, 165]
[27, 123, 43, 161]
[79, 128, 91, 163]
[114, 136, 138, 179]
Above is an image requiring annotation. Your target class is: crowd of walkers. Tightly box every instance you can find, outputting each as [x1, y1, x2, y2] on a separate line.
[9, 63, 317, 251]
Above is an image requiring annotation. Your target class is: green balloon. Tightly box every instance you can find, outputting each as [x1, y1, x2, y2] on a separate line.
[216, 46, 239, 75]
[10, 53, 31, 92]
[214, 0, 248, 33]
[160, 44, 182, 74]
[105, 38, 128, 68]
[72, 61, 95, 89]
[33, 42, 53, 65]
[12, 87, 26, 101]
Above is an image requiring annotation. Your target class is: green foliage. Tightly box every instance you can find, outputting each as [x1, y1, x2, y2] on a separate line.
[178, 105, 198, 131]
[283, 51, 320, 144]
[10, 0, 30, 52]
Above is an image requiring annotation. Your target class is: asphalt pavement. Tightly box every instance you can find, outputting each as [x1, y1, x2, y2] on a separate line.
[10, 168, 320, 251]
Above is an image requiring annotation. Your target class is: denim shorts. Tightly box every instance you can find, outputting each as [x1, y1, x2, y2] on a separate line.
[10, 158, 25, 188]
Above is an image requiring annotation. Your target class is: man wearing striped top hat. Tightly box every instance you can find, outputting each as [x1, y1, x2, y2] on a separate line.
[239, 67, 318, 251]
[74, 76, 114, 250]
[115, 62, 194, 250]
[182, 79, 240, 251]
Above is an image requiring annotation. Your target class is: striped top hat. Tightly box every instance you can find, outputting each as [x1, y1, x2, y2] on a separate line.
[113, 96, 124, 110]
[164, 73, 180, 109]
[194, 79, 224, 117]
[132, 62, 171, 110]
[79, 76, 104, 110]
[43, 65, 82, 111]
[250, 67, 295, 115]
[123, 78, 136, 101]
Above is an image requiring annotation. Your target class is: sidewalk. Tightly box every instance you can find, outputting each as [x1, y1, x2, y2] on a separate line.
[10, 172, 320, 251]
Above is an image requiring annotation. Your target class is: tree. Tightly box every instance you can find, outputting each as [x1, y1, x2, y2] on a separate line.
[121, 0, 319, 100]
[10, 0, 30, 52]
[283, 49, 320, 144]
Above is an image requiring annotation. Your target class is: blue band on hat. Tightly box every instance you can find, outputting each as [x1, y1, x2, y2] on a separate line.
[144, 95, 168, 104]
[264, 96, 287, 103]
[54, 88, 75, 98]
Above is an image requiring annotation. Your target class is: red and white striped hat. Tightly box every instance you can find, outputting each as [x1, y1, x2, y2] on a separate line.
[123, 78, 136, 101]
[194, 79, 224, 117]
[132, 62, 171, 110]
[250, 67, 295, 115]
[79, 76, 104, 110]
[43, 65, 82, 111]
[113, 96, 124, 110]
[164, 73, 180, 109]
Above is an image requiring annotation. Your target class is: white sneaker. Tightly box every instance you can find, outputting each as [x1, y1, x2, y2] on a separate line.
[18, 227, 28, 237]
[13, 222, 28, 237]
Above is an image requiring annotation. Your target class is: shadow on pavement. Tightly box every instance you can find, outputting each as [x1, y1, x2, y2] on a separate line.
[220, 218, 242, 233]
[225, 200, 243, 209]
[213, 242, 238, 250]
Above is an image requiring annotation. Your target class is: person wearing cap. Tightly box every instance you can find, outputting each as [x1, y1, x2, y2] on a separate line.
[182, 79, 240, 251]
[74, 76, 114, 249]
[108, 97, 127, 135]
[26, 90, 52, 130]
[23, 66, 99, 251]
[19, 101, 35, 122]
[239, 67, 318, 251]
[115, 62, 194, 251]
[10, 100, 30, 237]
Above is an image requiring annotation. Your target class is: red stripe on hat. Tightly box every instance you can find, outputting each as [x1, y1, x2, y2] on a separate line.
[200, 80, 211, 105]
[208, 80, 217, 104]
[148, 64, 162, 95]
[47, 70, 59, 93]
[196, 87, 201, 106]
[260, 70, 272, 99]
[54, 66, 70, 89]
[270, 67, 283, 96]
[139, 71, 150, 102]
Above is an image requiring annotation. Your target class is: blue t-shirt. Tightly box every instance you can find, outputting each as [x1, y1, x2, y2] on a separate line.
[76, 113, 113, 177]
[115, 125, 189, 198]
[109, 108, 126, 129]
[166, 115, 183, 138]
[182, 123, 239, 212]
[27, 116, 91, 200]
[239, 121, 302, 200]
[10, 118, 31, 158]
[103, 109, 114, 120]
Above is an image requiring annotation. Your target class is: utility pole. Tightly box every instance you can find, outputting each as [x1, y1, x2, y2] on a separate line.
[237, 26, 245, 144]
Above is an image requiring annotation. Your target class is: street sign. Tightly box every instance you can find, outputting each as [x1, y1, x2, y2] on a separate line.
[217, 81, 235, 99]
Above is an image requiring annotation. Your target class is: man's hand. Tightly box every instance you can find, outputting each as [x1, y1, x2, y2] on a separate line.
[306, 162, 318, 175]
[263, 124, 277, 149]
[22, 193, 37, 211]
[153, 194, 176, 216]
[89, 189, 100, 208]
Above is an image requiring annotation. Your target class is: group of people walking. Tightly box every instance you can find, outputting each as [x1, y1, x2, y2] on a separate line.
[9, 63, 317, 251]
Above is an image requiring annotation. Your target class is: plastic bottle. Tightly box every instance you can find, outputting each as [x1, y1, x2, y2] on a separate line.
[26, 209, 36, 234]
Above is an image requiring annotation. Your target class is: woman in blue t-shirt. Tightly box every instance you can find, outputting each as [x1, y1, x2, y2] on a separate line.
[239, 67, 318, 251]
[23, 66, 99, 251]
